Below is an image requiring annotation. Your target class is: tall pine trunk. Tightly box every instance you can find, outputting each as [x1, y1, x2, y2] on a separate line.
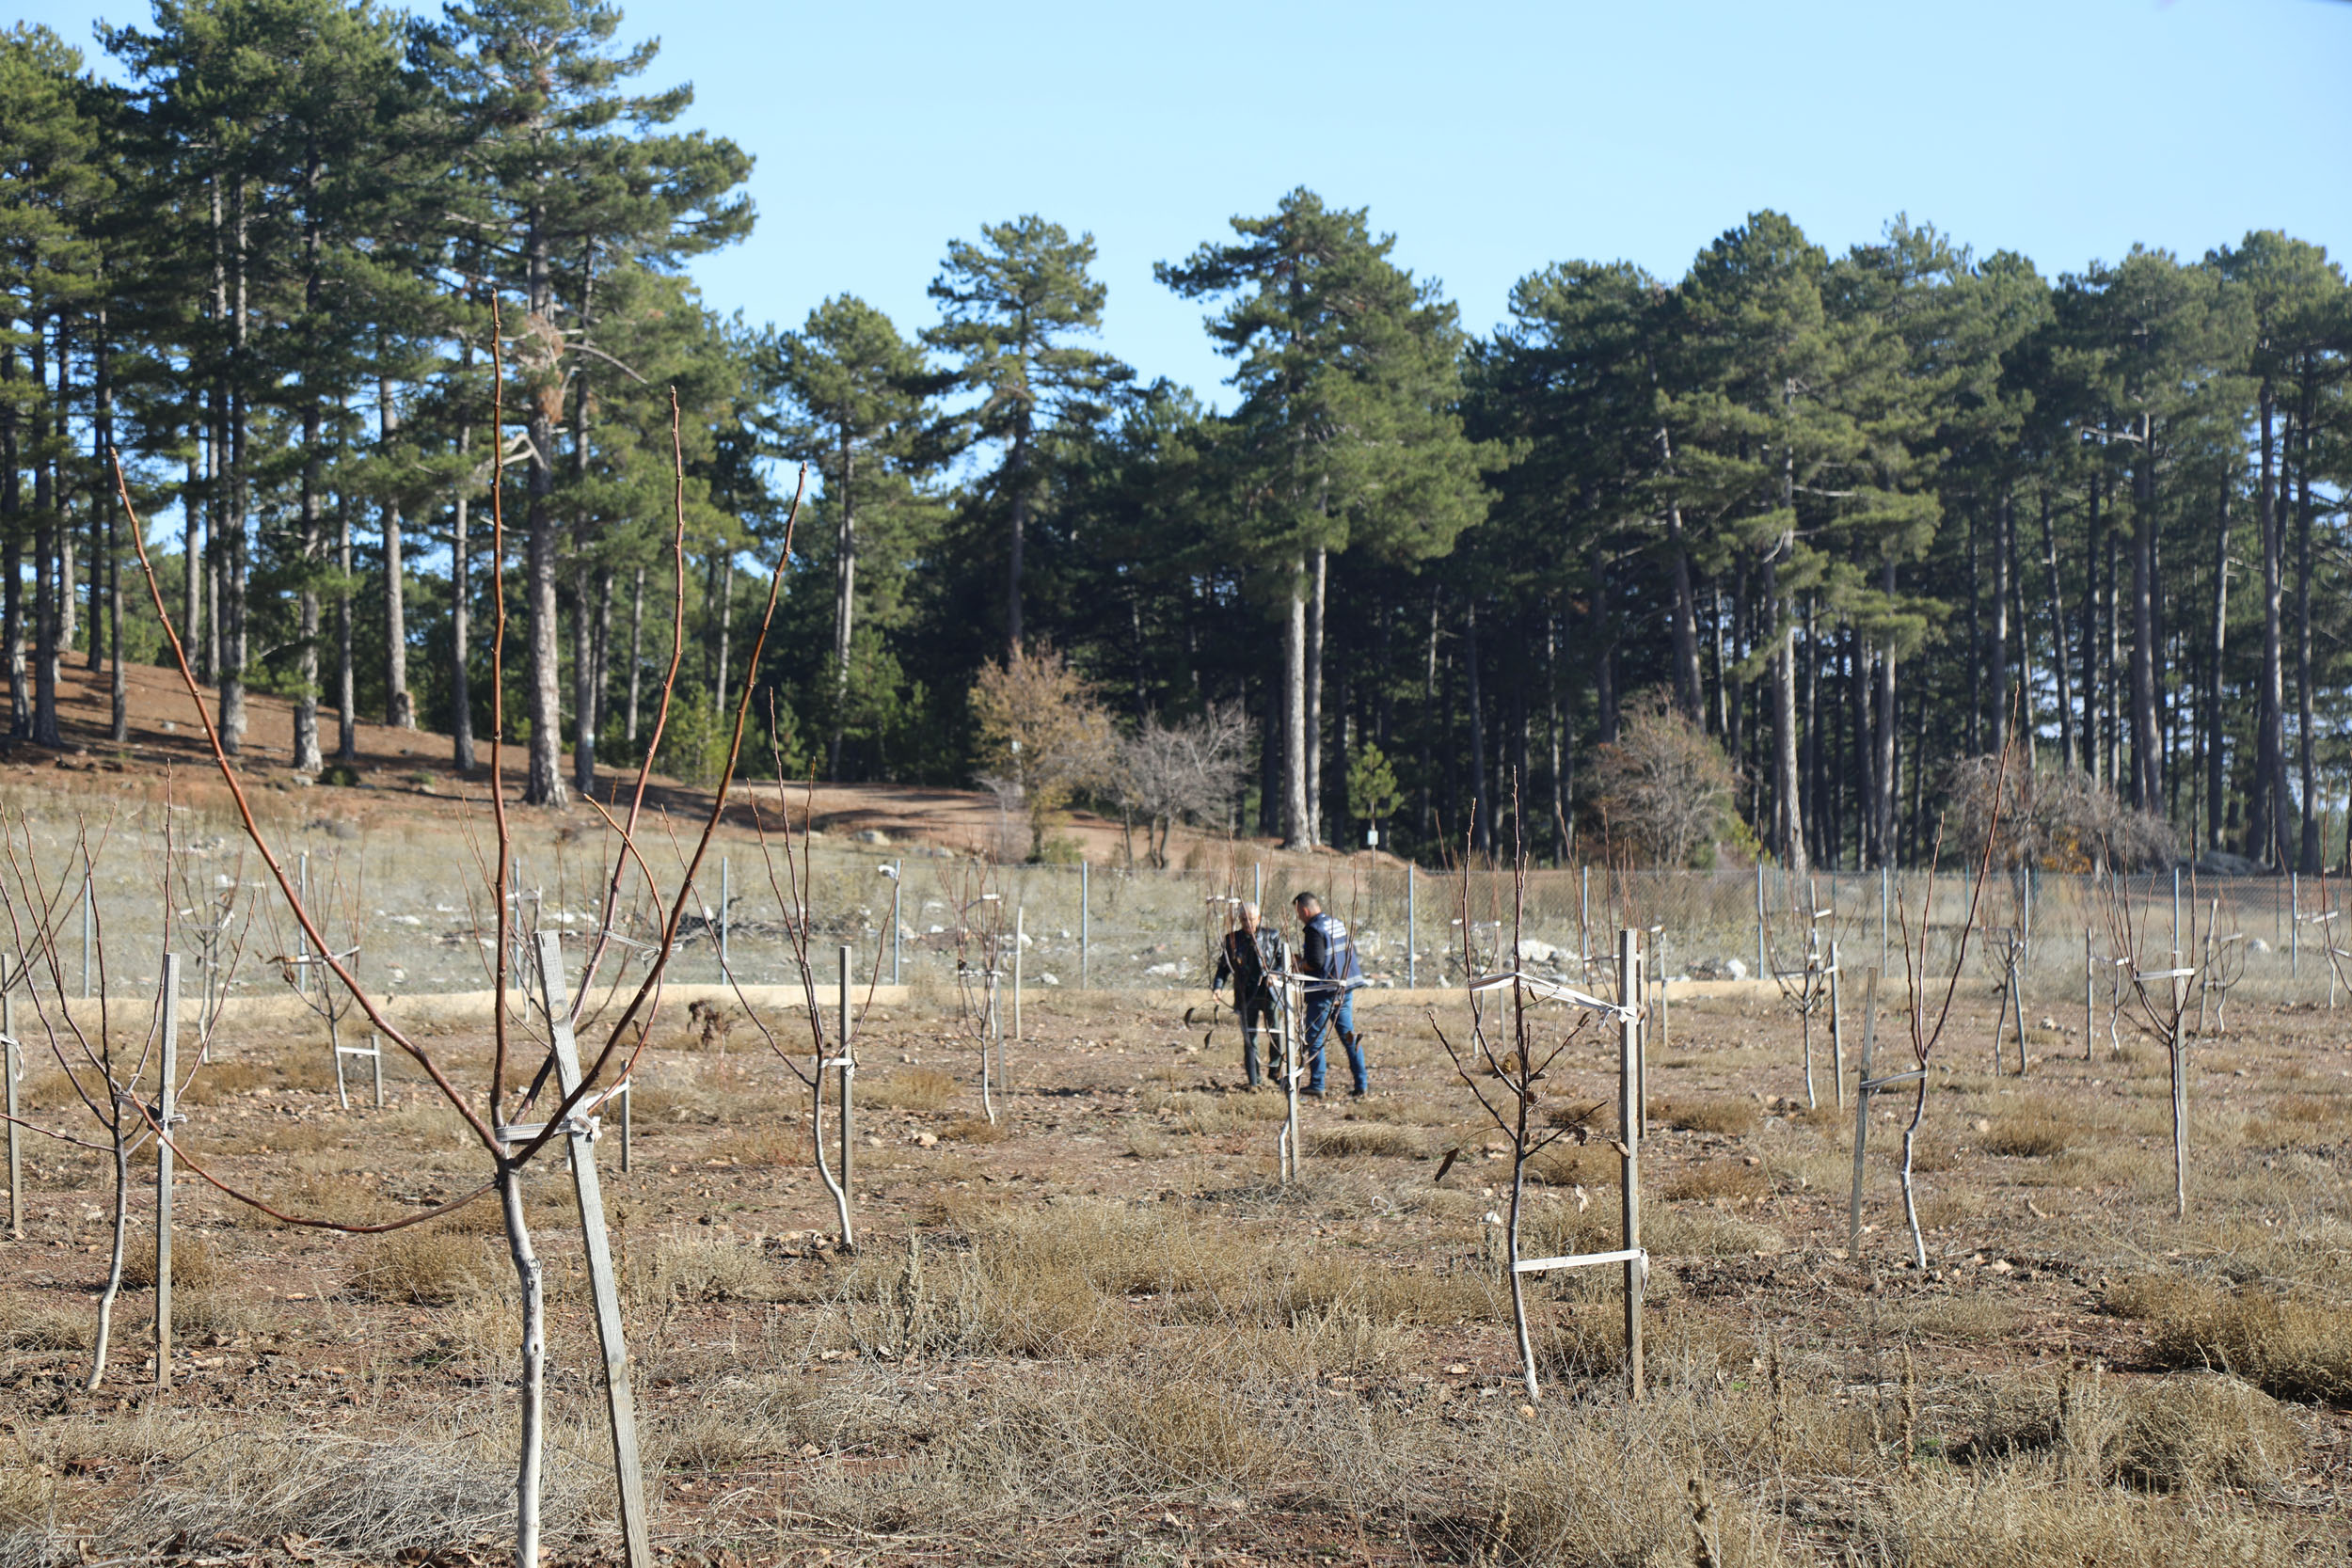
[2040, 491, 2074, 770]
[2130, 420, 2162, 815]
[2294, 392, 2320, 874]
[381, 368, 411, 728]
[1306, 547, 1327, 845]
[522, 206, 567, 808]
[828, 436, 855, 779]
[1280, 558, 1311, 849]
[2207, 481, 2231, 853]
[2252, 391, 2285, 862]
[336, 491, 357, 764]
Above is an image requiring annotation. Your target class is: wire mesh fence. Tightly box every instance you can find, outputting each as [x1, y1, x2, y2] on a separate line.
[25, 800, 2352, 1007]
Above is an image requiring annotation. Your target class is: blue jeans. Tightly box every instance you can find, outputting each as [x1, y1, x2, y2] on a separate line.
[1302, 991, 1365, 1095]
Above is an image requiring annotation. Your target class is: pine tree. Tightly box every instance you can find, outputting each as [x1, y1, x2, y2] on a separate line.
[925, 215, 1128, 664]
[1158, 188, 1485, 848]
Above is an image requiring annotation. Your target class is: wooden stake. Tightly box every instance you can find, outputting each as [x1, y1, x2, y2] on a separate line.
[4, 954, 20, 1241]
[532, 933, 650, 1568]
[1848, 968, 1877, 1255]
[838, 944, 855, 1196]
[1828, 940, 1844, 1108]
[1618, 927, 1645, 1402]
[154, 954, 180, 1386]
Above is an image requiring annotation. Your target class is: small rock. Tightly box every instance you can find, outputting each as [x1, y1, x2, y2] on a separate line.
[1724, 958, 1749, 981]
[1971, 1117, 1991, 1133]
[1144, 961, 1181, 978]
[915, 1132, 938, 1148]
[1039, 972, 1060, 987]
[1444, 1363, 1470, 1376]
[856, 829, 890, 845]
[2249, 938, 2273, 955]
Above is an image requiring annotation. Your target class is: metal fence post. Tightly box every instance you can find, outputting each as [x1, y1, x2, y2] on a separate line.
[719, 856, 731, 973]
[1406, 863, 1417, 989]
[1618, 927, 1645, 1401]
[154, 954, 180, 1386]
[1755, 863, 1767, 979]
[1253, 861, 1263, 911]
[891, 860, 902, 986]
[2, 954, 17, 1240]
[1080, 861, 1089, 989]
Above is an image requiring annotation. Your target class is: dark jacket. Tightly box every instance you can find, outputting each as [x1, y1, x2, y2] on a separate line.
[1214, 927, 1281, 997]
[1300, 911, 1363, 993]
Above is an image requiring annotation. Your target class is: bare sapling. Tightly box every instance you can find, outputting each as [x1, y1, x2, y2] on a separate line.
[268, 847, 372, 1107]
[1430, 805, 1613, 1402]
[741, 763, 882, 1253]
[2097, 859, 2203, 1221]
[1765, 879, 1837, 1109]
[2309, 870, 2352, 1008]
[109, 323, 809, 1565]
[1887, 744, 2012, 1269]
[946, 865, 1009, 1123]
[0, 819, 198, 1387]
[2192, 895, 2246, 1038]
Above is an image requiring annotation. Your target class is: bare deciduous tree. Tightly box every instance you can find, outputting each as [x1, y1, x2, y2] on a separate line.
[1113, 703, 1251, 867]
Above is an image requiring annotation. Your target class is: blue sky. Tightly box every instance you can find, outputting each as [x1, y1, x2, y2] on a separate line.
[23, 0, 2352, 409]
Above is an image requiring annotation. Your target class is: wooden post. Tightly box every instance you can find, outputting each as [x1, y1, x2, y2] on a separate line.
[532, 932, 652, 1568]
[1012, 906, 1024, 1046]
[1619, 927, 1645, 1402]
[154, 954, 181, 1386]
[838, 944, 854, 1195]
[2084, 928, 2094, 1063]
[1849, 968, 1877, 1255]
[4, 954, 20, 1240]
[1828, 941, 1844, 1108]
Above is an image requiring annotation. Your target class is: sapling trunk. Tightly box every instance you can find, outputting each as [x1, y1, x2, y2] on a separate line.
[811, 1050, 853, 1248]
[498, 1162, 546, 1568]
[1899, 1076, 1928, 1270]
[1506, 1145, 1536, 1403]
[87, 1127, 130, 1388]
[2170, 1009, 2187, 1221]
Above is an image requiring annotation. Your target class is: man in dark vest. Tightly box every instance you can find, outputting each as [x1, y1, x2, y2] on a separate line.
[1293, 891, 1368, 1097]
[1210, 901, 1282, 1088]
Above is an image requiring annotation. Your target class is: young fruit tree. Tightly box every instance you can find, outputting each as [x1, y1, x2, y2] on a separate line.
[110, 345, 808, 1567]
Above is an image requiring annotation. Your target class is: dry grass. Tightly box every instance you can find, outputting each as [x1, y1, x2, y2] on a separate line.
[345, 1228, 496, 1306]
[862, 1068, 959, 1112]
[120, 1234, 225, 1291]
[1309, 1122, 1423, 1159]
[1662, 1159, 1768, 1205]
[1658, 1096, 1757, 1135]
[643, 1236, 778, 1304]
[2116, 1275, 2352, 1402]
[940, 1116, 1009, 1144]
[1980, 1106, 2071, 1157]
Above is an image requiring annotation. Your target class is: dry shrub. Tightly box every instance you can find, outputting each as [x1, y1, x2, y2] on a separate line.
[1662, 1160, 1768, 1205]
[1100, 1376, 1274, 1489]
[199, 1119, 340, 1157]
[1310, 1122, 1422, 1159]
[653, 1373, 820, 1469]
[864, 1068, 959, 1112]
[120, 1235, 224, 1291]
[2110, 1373, 2305, 1491]
[1859, 1461, 2323, 1564]
[346, 1228, 495, 1306]
[1981, 1107, 2070, 1157]
[0, 1297, 85, 1352]
[1659, 1096, 1756, 1136]
[1358, 1095, 1462, 1126]
[1525, 1140, 1613, 1187]
[0, 1437, 56, 1526]
[1907, 1132, 1958, 1173]
[1167, 1089, 1285, 1133]
[1486, 1387, 1777, 1566]
[2125, 1277, 2352, 1402]
[1647, 1208, 1786, 1259]
[1583, 690, 1739, 868]
[1899, 1295, 2017, 1342]
[644, 1236, 776, 1304]
[941, 1116, 1009, 1144]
